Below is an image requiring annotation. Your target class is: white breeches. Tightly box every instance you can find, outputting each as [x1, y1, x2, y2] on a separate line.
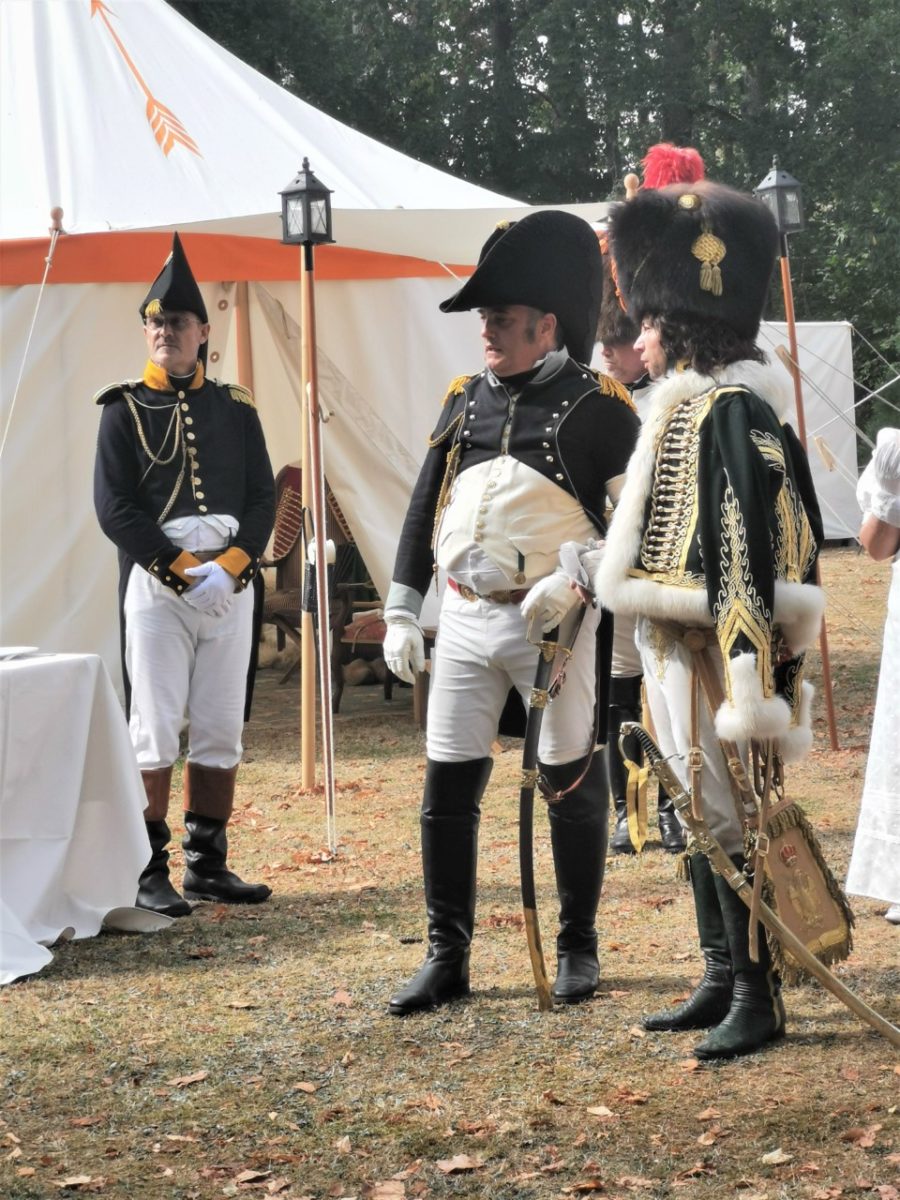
[124, 568, 254, 771]
[636, 616, 746, 857]
[611, 612, 642, 678]
[426, 585, 602, 766]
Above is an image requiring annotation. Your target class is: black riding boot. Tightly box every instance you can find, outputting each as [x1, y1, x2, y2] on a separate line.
[388, 757, 493, 1016]
[181, 763, 272, 904]
[135, 767, 191, 918]
[642, 853, 732, 1030]
[657, 792, 686, 853]
[137, 819, 192, 918]
[694, 859, 786, 1059]
[607, 676, 641, 854]
[544, 751, 608, 1003]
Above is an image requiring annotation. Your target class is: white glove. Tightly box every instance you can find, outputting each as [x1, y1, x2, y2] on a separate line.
[383, 610, 426, 683]
[520, 573, 582, 633]
[872, 427, 900, 494]
[183, 561, 237, 616]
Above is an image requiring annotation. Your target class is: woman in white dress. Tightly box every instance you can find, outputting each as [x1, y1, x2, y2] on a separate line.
[847, 428, 900, 924]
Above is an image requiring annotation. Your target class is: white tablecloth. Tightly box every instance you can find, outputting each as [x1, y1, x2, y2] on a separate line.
[0, 652, 166, 984]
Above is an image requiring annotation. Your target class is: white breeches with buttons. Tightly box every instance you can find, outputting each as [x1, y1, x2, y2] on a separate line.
[425, 584, 602, 766]
[636, 616, 745, 857]
[124, 567, 254, 771]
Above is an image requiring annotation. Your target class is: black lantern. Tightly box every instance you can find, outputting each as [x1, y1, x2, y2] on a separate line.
[279, 158, 334, 246]
[754, 157, 804, 236]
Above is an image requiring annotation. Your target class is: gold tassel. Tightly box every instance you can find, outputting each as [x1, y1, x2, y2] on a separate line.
[691, 226, 726, 296]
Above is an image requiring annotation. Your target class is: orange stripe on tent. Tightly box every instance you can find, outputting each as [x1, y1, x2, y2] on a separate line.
[0, 231, 473, 285]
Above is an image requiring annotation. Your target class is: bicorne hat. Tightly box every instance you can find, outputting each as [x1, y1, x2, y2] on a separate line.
[608, 181, 778, 340]
[439, 210, 603, 364]
[139, 233, 208, 325]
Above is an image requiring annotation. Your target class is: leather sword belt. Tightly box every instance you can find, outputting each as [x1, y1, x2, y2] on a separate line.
[448, 577, 530, 605]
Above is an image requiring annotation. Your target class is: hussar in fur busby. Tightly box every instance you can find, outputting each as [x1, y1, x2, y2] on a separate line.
[609, 181, 779, 340]
[440, 211, 604, 365]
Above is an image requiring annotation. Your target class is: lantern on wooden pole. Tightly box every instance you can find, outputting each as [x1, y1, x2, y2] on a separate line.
[755, 158, 839, 749]
[279, 158, 338, 849]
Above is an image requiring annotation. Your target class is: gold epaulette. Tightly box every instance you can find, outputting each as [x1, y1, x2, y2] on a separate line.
[227, 383, 257, 408]
[441, 373, 476, 406]
[93, 380, 140, 405]
[589, 369, 636, 412]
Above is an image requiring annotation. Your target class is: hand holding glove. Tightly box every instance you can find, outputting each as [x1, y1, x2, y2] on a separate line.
[183, 561, 237, 616]
[383, 610, 426, 683]
[520, 572, 582, 634]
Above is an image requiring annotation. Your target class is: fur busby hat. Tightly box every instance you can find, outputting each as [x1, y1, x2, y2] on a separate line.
[608, 181, 778, 340]
[140, 233, 208, 325]
[440, 210, 603, 364]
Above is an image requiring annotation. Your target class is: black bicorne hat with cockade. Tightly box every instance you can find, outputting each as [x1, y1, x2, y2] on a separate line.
[439, 210, 604, 365]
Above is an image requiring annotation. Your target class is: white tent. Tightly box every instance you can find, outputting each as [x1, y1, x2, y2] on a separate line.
[0, 0, 860, 686]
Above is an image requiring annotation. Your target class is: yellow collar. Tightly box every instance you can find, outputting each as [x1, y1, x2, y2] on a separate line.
[142, 359, 205, 392]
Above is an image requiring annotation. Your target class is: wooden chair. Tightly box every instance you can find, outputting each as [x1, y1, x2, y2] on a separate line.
[261, 465, 394, 712]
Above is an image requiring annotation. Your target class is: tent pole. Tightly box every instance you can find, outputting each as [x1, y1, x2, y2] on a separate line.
[779, 238, 839, 750]
[234, 280, 255, 392]
[299, 259, 317, 789]
[302, 243, 338, 852]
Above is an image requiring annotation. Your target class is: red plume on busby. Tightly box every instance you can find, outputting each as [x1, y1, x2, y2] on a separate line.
[641, 143, 705, 190]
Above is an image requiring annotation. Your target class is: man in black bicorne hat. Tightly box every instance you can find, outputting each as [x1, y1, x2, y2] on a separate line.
[382, 211, 640, 1014]
[93, 234, 275, 918]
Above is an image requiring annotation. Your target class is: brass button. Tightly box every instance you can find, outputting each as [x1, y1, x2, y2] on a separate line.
[181, 402, 190, 412]
[177, 391, 186, 400]
[196, 491, 205, 499]
[555, 473, 564, 481]
[192, 477, 202, 486]
[184, 417, 194, 425]
[187, 432, 196, 441]
[198, 504, 208, 513]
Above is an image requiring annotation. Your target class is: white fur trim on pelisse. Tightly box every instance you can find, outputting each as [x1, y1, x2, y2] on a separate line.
[715, 652, 791, 743]
[779, 681, 816, 763]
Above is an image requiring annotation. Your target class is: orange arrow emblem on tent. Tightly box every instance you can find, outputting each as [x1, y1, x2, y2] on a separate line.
[91, 0, 202, 159]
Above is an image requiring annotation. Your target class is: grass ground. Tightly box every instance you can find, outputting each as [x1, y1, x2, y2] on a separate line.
[1, 547, 897, 1200]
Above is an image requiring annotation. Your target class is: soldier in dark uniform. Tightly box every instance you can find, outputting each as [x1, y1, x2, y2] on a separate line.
[382, 212, 640, 1015]
[595, 237, 685, 857]
[94, 234, 276, 918]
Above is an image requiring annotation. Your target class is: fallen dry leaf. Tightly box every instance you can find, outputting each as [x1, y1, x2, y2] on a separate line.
[840, 1123, 881, 1147]
[54, 1178, 94, 1190]
[542, 1089, 567, 1105]
[696, 1106, 720, 1121]
[234, 1168, 271, 1183]
[586, 1105, 616, 1119]
[68, 1116, 104, 1128]
[226, 1000, 258, 1009]
[679, 1058, 701, 1072]
[565, 1180, 605, 1194]
[331, 989, 353, 1007]
[334, 1135, 352, 1154]
[166, 1071, 209, 1088]
[292, 1082, 318, 1094]
[435, 1153, 482, 1174]
[760, 1147, 793, 1165]
[371, 1183, 406, 1199]
[697, 1126, 721, 1146]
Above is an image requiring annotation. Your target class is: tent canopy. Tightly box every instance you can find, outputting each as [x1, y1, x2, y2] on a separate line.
[0, 0, 860, 690]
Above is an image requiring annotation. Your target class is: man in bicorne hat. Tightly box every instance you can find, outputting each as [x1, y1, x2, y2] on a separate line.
[94, 233, 275, 918]
[589, 182, 825, 1057]
[383, 211, 640, 1015]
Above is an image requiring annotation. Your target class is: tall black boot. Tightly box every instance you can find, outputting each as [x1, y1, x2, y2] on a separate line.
[657, 791, 686, 854]
[388, 757, 492, 1016]
[181, 763, 271, 904]
[135, 767, 191, 918]
[607, 676, 642, 854]
[544, 751, 608, 1003]
[694, 859, 786, 1059]
[137, 820, 193, 918]
[642, 853, 732, 1030]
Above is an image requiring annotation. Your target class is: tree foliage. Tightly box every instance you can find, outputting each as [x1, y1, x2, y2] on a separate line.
[171, 0, 898, 400]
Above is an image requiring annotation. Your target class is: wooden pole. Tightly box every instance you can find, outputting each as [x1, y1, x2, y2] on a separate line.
[299, 255, 316, 788]
[779, 238, 840, 750]
[234, 280, 255, 392]
[302, 243, 338, 852]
